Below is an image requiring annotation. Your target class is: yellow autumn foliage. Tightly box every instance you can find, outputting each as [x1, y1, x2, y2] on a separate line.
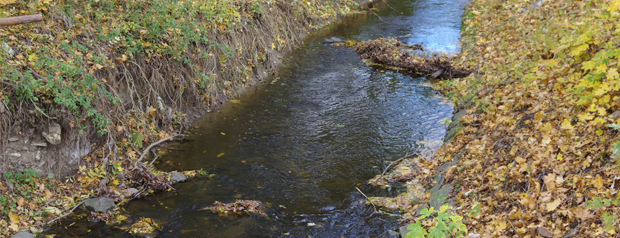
[426, 0, 620, 236]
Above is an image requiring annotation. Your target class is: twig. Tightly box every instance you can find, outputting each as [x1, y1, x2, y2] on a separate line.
[148, 150, 160, 166]
[386, 3, 404, 14]
[45, 201, 84, 226]
[355, 187, 377, 216]
[369, 9, 389, 24]
[380, 153, 414, 178]
[30, 98, 57, 120]
[135, 134, 185, 166]
[0, 80, 16, 87]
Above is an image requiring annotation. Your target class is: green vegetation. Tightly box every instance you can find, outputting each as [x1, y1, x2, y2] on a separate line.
[406, 205, 467, 238]
[430, 0, 620, 236]
[0, 0, 359, 136]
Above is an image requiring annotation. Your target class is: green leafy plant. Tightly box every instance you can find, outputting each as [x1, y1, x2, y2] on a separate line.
[406, 204, 467, 238]
[4, 169, 40, 200]
[608, 124, 620, 160]
[587, 195, 620, 234]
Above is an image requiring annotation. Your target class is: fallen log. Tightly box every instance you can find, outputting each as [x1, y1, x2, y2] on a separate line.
[353, 38, 471, 79]
[0, 14, 44, 27]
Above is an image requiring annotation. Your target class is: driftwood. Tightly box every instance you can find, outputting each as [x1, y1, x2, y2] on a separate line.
[355, 187, 378, 216]
[135, 134, 185, 166]
[354, 38, 471, 79]
[0, 14, 43, 27]
[379, 153, 415, 179]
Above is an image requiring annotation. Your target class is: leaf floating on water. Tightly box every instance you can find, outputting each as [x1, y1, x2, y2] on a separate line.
[216, 152, 225, 158]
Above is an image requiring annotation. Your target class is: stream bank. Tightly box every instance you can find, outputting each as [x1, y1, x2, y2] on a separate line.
[45, 0, 470, 237]
[0, 0, 372, 236]
[367, 0, 620, 237]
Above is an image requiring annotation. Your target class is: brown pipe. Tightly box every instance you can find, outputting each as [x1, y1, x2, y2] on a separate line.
[0, 14, 43, 27]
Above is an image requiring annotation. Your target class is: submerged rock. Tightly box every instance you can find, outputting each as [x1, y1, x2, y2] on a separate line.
[169, 171, 187, 184]
[11, 232, 35, 238]
[83, 197, 116, 212]
[320, 205, 336, 212]
[323, 36, 344, 44]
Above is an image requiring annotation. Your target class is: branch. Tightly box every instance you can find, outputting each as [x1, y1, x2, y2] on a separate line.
[0, 14, 44, 27]
[45, 201, 84, 226]
[355, 187, 378, 216]
[135, 134, 185, 166]
[379, 153, 414, 179]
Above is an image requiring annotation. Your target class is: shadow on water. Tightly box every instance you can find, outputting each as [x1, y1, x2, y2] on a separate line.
[48, 0, 467, 237]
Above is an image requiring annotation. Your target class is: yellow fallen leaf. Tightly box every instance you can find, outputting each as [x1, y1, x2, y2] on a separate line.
[609, 0, 620, 12]
[217, 152, 225, 158]
[0, 0, 16, 5]
[607, 68, 619, 80]
[148, 106, 156, 116]
[8, 211, 19, 226]
[569, 43, 589, 57]
[515, 156, 526, 164]
[560, 119, 574, 130]
[546, 199, 562, 212]
[399, 167, 412, 176]
[543, 173, 556, 191]
[493, 220, 507, 230]
[594, 175, 604, 190]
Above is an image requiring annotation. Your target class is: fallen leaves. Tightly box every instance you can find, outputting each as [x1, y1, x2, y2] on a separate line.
[367, 0, 620, 236]
[0, 0, 16, 6]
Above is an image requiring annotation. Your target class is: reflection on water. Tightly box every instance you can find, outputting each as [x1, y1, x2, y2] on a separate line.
[48, 0, 466, 237]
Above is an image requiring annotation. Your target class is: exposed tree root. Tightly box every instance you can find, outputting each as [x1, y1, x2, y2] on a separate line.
[353, 38, 471, 79]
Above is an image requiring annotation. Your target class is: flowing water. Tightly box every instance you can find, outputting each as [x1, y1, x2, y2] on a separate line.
[48, 0, 467, 237]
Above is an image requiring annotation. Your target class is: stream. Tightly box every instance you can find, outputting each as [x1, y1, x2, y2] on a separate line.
[48, 0, 467, 237]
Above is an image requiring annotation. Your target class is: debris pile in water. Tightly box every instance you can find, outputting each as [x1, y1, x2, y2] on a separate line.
[353, 38, 471, 79]
[198, 200, 267, 217]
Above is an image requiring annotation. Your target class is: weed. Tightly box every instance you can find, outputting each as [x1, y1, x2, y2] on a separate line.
[406, 204, 467, 238]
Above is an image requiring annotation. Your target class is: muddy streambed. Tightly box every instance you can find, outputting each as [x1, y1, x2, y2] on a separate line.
[48, 0, 468, 237]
